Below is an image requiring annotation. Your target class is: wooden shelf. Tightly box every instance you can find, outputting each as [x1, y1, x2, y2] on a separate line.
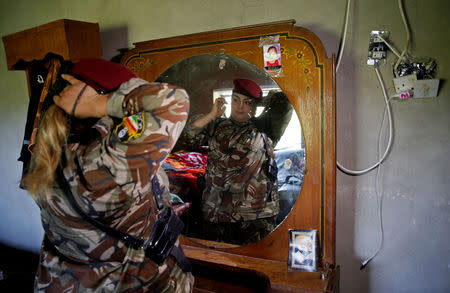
[3, 19, 101, 70]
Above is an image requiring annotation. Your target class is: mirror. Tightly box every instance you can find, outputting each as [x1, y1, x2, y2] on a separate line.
[155, 53, 305, 245]
[121, 20, 338, 291]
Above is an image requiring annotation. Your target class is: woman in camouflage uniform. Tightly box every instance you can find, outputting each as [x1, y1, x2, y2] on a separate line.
[183, 79, 280, 245]
[23, 58, 194, 292]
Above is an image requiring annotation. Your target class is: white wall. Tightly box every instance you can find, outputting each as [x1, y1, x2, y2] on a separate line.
[1, 1, 449, 292]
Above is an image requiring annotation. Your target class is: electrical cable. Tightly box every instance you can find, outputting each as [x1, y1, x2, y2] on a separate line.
[336, 0, 412, 175]
[393, 0, 411, 77]
[360, 95, 394, 269]
[337, 64, 394, 175]
[334, 0, 413, 270]
[377, 35, 401, 59]
[336, 0, 351, 72]
[335, 0, 394, 175]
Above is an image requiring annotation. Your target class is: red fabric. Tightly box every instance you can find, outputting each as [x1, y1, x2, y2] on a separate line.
[233, 78, 262, 99]
[164, 152, 208, 199]
[266, 59, 280, 67]
[73, 58, 137, 93]
[165, 152, 207, 173]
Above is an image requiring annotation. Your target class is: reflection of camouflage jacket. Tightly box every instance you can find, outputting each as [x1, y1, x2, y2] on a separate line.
[183, 116, 279, 223]
[35, 78, 190, 292]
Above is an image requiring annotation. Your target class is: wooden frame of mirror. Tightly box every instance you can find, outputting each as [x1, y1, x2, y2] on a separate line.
[121, 19, 337, 292]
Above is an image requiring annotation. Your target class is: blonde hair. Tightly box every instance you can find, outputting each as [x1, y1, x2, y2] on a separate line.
[23, 105, 68, 199]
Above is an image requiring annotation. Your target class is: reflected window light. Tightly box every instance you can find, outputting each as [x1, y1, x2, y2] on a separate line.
[213, 87, 278, 118]
[213, 89, 232, 118]
[275, 114, 302, 150]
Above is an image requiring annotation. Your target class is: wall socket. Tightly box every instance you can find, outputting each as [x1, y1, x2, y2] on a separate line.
[367, 31, 389, 65]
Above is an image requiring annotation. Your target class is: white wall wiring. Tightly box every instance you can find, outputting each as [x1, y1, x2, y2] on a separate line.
[335, 0, 393, 176]
[336, 0, 351, 72]
[334, 0, 412, 269]
[336, 0, 410, 176]
[360, 94, 395, 269]
[337, 64, 394, 176]
[393, 0, 411, 77]
[377, 35, 402, 59]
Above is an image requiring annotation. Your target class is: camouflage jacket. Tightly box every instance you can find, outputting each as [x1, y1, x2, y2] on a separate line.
[34, 78, 192, 292]
[183, 116, 279, 223]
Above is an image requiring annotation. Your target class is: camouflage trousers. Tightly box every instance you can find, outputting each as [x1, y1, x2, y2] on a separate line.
[203, 217, 276, 245]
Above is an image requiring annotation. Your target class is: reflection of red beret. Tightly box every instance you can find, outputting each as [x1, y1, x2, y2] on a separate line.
[233, 78, 262, 99]
[73, 58, 137, 93]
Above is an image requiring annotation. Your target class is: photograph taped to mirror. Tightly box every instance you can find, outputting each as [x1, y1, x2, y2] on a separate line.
[263, 43, 284, 77]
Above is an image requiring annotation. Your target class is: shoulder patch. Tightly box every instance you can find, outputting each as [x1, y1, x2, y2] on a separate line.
[114, 112, 145, 143]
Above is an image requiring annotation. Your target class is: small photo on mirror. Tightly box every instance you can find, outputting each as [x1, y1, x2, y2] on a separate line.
[263, 43, 283, 77]
[288, 229, 318, 272]
[263, 43, 281, 69]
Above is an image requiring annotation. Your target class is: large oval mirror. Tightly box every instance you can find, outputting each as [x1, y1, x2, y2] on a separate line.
[156, 54, 305, 246]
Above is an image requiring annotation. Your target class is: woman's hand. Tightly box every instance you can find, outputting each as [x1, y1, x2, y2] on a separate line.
[53, 74, 109, 118]
[191, 97, 227, 129]
[210, 97, 227, 118]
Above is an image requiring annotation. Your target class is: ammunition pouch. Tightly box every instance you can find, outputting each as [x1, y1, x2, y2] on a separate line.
[144, 207, 191, 272]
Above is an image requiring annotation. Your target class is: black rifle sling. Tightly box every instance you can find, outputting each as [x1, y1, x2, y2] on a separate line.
[55, 166, 191, 272]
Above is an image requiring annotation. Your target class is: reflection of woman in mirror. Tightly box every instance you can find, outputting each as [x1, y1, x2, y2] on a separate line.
[182, 79, 280, 245]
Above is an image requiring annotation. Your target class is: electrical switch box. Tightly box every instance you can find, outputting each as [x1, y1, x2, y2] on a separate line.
[393, 74, 417, 93]
[367, 31, 389, 65]
[393, 73, 440, 98]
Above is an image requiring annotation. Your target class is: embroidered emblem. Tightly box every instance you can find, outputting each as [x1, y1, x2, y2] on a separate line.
[115, 112, 145, 142]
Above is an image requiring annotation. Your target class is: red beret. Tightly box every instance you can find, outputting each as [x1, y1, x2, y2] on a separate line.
[233, 78, 262, 99]
[72, 58, 137, 93]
